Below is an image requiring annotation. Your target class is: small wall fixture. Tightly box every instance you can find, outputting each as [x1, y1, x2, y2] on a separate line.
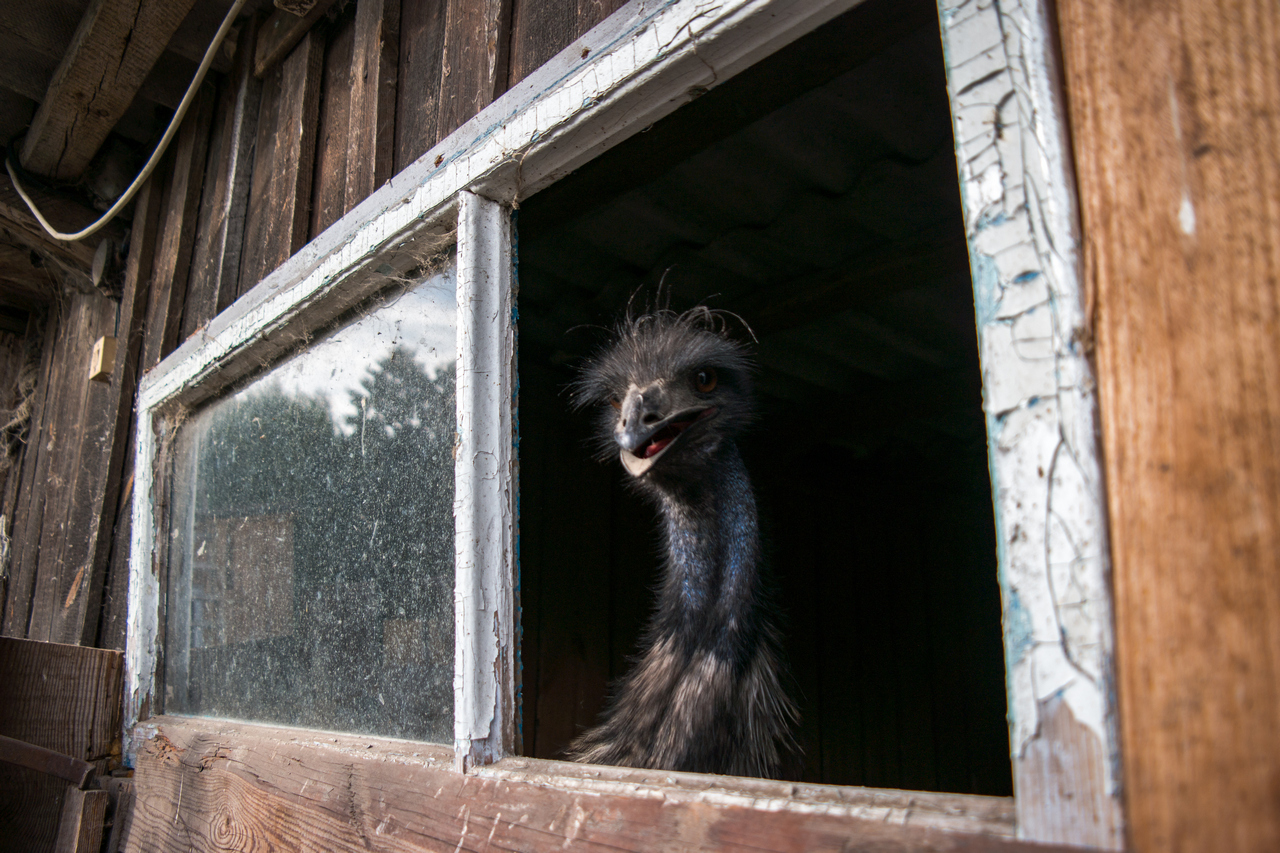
[89, 336, 116, 383]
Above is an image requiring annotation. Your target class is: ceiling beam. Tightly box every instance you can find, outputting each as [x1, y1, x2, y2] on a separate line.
[19, 0, 197, 182]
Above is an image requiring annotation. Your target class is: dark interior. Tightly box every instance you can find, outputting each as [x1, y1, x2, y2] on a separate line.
[515, 0, 1012, 795]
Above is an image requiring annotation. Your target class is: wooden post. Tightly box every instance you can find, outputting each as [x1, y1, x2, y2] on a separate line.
[1054, 2, 1280, 851]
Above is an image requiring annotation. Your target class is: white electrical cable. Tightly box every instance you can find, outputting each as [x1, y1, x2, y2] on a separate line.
[5, 0, 251, 243]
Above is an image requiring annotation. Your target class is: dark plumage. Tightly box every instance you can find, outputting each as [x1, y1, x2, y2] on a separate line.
[566, 307, 797, 778]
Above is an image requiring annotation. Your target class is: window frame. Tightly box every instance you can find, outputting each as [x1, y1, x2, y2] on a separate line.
[123, 0, 1120, 846]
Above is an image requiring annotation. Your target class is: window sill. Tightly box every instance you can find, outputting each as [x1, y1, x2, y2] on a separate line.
[124, 715, 1085, 852]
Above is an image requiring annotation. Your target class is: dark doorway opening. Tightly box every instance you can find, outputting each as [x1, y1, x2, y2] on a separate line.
[516, 0, 1011, 795]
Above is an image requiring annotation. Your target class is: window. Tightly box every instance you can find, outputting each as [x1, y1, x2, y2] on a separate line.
[125, 0, 1120, 846]
[163, 264, 457, 742]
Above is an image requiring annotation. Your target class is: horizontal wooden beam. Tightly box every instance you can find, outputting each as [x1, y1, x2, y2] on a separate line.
[253, 0, 339, 78]
[20, 0, 197, 182]
[125, 716, 1088, 853]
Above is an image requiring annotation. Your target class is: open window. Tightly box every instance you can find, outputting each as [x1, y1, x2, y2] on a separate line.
[517, 0, 1009, 794]
[125, 0, 1120, 847]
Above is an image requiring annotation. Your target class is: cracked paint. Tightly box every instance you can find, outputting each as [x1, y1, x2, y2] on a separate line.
[938, 0, 1119, 807]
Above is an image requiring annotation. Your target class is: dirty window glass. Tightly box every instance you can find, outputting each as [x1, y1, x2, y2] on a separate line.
[164, 262, 457, 742]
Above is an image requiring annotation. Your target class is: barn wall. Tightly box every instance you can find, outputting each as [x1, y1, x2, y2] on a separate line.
[0, 0, 622, 649]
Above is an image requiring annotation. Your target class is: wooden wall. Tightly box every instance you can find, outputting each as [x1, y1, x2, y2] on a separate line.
[0, 0, 627, 650]
[1055, 1, 1280, 851]
[3, 0, 1278, 849]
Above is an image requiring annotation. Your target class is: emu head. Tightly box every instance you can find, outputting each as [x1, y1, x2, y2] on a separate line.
[573, 307, 755, 481]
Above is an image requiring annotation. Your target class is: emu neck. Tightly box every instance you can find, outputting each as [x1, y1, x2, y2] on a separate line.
[649, 444, 760, 646]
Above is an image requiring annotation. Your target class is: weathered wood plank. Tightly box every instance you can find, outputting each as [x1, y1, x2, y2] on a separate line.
[54, 788, 109, 853]
[253, 0, 339, 78]
[309, 9, 355, 237]
[23, 293, 115, 644]
[24, 292, 118, 645]
[123, 717, 1090, 853]
[31, 179, 160, 647]
[182, 20, 262, 339]
[1054, 1, 1280, 851]
[140, 84, 215, 370]
[393, 0, 447, 171]
[19, 0, 197, 181]
[237, 30, 324, 295]
[0, 179, 127, 276]
[436, 0, 514, 140]
[507, 0, 627, 87]
[0, 305, 56, 638]
[345, 0, 400, 209]
[0, 638, 123, 850]
[0, 635, 123, 758]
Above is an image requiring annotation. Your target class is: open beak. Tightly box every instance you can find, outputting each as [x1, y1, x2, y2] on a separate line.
[615, 393, 717, 477]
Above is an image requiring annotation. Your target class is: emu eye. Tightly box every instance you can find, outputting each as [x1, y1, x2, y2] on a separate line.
[609, 397, 622, 410]
[694, 368, 718, 394]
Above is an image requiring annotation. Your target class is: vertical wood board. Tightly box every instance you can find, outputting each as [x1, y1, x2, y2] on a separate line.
[936, 0, 1122, 846]
[345, 0, 400, 209]
[182, 20, 264, 339]
[393, 0, 446, 170]
[507, 0, 628, 87]
[1, 307, 57, 637]
[309, 9, 356, 237]
[238, 30, 324, 294]
[141, 84, 216, 371]
[436, 0, 514, 140]
[1053, 1, 1280, 851]
[25, 293, 117, 644]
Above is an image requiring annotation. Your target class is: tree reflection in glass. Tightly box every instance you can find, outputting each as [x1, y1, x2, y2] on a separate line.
[166, 263, 457, 743]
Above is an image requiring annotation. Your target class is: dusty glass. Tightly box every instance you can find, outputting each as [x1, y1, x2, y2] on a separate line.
[164, 263, 457, 742]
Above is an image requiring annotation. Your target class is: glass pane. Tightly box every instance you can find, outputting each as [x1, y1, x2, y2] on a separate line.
[164, 262, 457, 742]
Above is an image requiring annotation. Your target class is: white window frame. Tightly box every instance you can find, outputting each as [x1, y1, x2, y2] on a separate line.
[124, 0, 1120, 845]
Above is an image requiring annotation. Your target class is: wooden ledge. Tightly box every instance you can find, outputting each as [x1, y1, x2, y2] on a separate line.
[125, 716, 1088, 852]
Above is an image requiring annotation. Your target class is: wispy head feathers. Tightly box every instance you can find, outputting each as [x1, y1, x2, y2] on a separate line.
[571, 306, 755, 411]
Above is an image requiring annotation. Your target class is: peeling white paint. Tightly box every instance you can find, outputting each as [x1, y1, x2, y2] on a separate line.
[938, 0, 1122, 844]
[454, 192, 516, 771]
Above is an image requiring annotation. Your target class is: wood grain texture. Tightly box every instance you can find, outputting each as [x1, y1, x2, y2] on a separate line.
[140, 84, 215, 371]
[23, 292, 117, 643]
[0, 178, 128, 276]
[54, 788, 109, 853]
[507, 0, 627, 87]
[1054, 1, 1280, 851]
[436, 0, 513, 141]
[253, 0, 339, 78]
[182, 19, 263, 340]
[0, 638, 123, 851]
[121, 717, 1085, 853]
[309, 8, 355, 237]
[393, 0, 447, 171]
[0, 307, 56, 637]
[238, 30, 324, 295]
[345, 0, 400, 209]
[19, 0, 197, 181]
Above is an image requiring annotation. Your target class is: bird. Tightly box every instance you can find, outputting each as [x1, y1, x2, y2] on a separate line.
[566, 305, 797, 778]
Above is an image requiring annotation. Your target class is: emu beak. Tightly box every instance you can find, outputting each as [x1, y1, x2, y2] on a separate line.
[614, 386, 716, 477]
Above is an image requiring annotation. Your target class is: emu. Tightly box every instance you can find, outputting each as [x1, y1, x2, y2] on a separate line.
[567, 307, 797, 778]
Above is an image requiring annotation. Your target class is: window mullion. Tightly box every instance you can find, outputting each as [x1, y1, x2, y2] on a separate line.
[453, 190, 518, 772]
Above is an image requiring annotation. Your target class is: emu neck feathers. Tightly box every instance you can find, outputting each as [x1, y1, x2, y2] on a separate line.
[654, 445, 761, 646]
